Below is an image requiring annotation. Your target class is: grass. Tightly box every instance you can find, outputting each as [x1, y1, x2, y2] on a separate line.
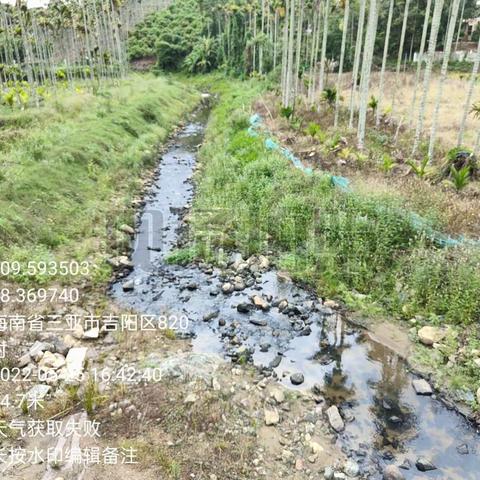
[0, 74, 199, 284]
[188, 76, 480, 328]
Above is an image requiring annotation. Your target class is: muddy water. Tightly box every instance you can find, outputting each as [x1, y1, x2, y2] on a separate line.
[111, 104, 480, 479]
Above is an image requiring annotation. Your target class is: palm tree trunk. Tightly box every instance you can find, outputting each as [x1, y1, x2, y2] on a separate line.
[348, 0, 366, 128]
[285, 0, 296, 106]
[408, 0, 432, 128]
[391, 0, 411, 115]
[412, 0, 445, 156]
[375, 0, 394, 126]
[334, 0, 350, 127]
[457, 36, 480, 146]
[357, 0, 379, 148]
[427, 0, 461, 160]
[294, 0, 304, 97]
[318, 0, 330, 96]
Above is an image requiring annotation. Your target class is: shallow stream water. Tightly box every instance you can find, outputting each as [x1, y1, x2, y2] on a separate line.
[111, 104, 480, 479]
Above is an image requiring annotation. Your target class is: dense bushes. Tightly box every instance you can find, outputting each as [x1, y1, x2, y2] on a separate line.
[190, 78, 480, 325]
[128, 0, 215, 72]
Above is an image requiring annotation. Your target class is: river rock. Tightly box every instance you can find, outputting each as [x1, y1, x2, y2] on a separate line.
[72, 323, 85, 340]
[18, 353, 31, 368]
[382, 465, 405, 480]
[309, 441, 323, 454]
[83, 327, 100, 340]
[278, 299, 288, 311]
[277, 271, 291, 282]
[270, 388, 285, 404]
[26, 384, 51, 401]
[122, 279, 134, 291]
[257, 255, 269, 270]
[234, 278, 246, 291]
[324, 299, 339, 309]
[259, 343, 270, 352]
[107, 255, 133, 269]
[252, 295, 270, 311]
[65, 347, 88, 383]
[184, 393, 197, 404]
[250, 318, 267, 327]
[52, 338, 70, 356]
[29, 341, 53, 362]
[326, 405, 345, 432]
[456, 444, 469, 455]
[344, 459, 359, 477]
[417, 326, 446, 346]
[290, 373, 304, 385]
[415, 457, 436, 472]
[39, 352, 66, 370]
[119, 224, 135, 235]
[237, 302, 254, 313]
[203, 310, 220, 322]
[324, 466, 335, 479]
[264, 407, 280, 426]
[269, 355, 282, 368]
[221, 282, 234, 294]
[412, 379, 433, 395]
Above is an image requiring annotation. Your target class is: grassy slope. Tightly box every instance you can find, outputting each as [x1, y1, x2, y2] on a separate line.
[188, 76, 480, 402]
[0, 74, 199, 283]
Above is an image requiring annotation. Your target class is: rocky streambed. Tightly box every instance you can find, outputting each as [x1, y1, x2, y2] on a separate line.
[111, 101, 480, 479]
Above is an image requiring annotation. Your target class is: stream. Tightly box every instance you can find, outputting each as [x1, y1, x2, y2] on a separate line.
[111, 103, 480, 479]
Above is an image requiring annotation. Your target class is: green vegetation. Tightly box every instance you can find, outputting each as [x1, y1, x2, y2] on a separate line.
[128, 0, 208, 71]
[0, 74, 199, 283]
[189, 77, 480, 326]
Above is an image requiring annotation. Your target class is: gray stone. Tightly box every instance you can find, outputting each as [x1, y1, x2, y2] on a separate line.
[237, 302, 254, 313]
[415, 457, 436, 472]
[290, 373, 305, 385]
[456, 444, 469, 455]
[83, 327, 100, 340]
[382, 465, 405, 480]
[270, 388, 285, 404]
[18, 353, 31, 368]
[264, 408, 280, 426]
[326, 405, 345, 432]
[278, 299, 289, 311]
[418, 326, 445, 346]
[252, 295, 270, 311]
[324, 466, 335, 480]
[221, 282, 234, 294]
[65, 347, 88, 383]
[29, 341, 53, 362]
[412, 379, 433, 395]
[122, 279, 134, 291]
[250, 318, 267, 327]
[203, 310, 220, 322]
[119, 224, 135, 235]
[26, 384, 51, 401]
[344, 459, 359, 477]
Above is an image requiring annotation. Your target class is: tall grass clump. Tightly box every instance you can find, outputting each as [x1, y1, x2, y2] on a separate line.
[191, 78, 480, 325]
[0, 74, 198, 283]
